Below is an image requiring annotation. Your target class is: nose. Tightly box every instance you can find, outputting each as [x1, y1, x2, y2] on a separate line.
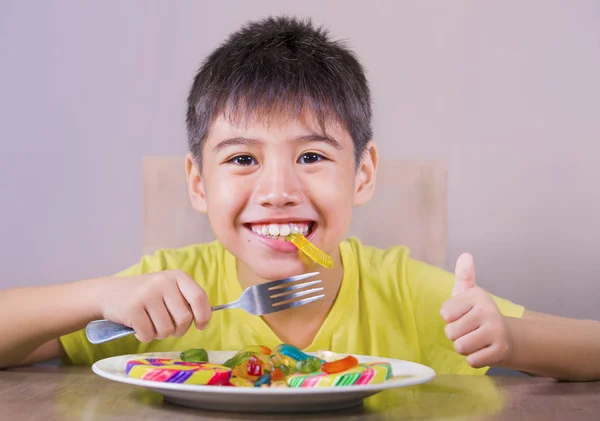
[254, 160, 303, 208]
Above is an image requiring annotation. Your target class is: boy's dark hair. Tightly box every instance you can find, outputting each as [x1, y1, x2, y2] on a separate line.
[186, 16, 372, 168]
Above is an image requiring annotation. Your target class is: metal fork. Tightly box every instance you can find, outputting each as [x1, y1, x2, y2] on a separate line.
[85, 272, 323, 344]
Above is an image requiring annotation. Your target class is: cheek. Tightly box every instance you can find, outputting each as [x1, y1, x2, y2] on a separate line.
[309, 172, 356, 227]
[205, 176, 249, 227]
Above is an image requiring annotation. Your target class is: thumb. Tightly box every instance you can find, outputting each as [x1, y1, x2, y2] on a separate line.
[452, 252, 476, 296]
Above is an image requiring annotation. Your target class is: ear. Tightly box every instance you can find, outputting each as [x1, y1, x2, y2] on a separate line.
[185, 152, 208, 213]
[353, 141, 378, 206]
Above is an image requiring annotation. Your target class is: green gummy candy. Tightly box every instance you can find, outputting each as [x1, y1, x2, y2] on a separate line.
[180, 348, 209, 362]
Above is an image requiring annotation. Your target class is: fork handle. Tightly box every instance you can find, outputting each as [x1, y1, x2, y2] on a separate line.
[85, 319, 135, 344]
[210, 302, 239, 311]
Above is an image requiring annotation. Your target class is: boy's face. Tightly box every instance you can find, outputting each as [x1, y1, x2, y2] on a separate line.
[186, 112, 377, 281]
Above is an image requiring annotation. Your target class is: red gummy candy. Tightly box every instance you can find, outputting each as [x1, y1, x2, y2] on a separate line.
[247, 356, 263, 377]
[321, 356, 359, 374]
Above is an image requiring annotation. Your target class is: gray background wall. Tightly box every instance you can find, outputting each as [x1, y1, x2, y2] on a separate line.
[1, 0, 598, 319]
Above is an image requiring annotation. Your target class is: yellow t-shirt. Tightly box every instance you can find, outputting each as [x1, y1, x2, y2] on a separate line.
[59, 238, 524, 375]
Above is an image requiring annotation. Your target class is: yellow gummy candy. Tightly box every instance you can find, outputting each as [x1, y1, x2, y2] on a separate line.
[287, 233, 333, 268]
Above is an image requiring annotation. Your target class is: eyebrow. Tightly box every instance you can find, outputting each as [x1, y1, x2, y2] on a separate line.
[212, 133, 342, 153]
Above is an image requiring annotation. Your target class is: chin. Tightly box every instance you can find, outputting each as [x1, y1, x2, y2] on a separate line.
[249, 261, 314, 281]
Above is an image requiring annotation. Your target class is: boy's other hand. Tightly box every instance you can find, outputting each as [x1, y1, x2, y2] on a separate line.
[98, 270, 211, 343]
[440, 253, 514, 368]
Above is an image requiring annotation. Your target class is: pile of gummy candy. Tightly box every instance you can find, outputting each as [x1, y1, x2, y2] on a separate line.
[126, 344, 392, 388]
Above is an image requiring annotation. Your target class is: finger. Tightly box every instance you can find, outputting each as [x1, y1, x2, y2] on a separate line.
[175, 272, 212, 330]
[452, 252, 477, 296]
[453, 326, 492, 356]
[163, 288, 194, 337]
[145, 299, 175, 339]
[440, 289, 477, 323]
[466, 345, 503, 369]
[444, 307, 483, 341]
[129, 307, 156, 343]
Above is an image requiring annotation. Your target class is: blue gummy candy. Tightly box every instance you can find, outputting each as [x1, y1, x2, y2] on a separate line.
[254, 373, 271, 387]
[275, 344, 312, 361]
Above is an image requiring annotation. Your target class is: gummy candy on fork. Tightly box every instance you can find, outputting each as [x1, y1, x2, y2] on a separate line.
[287, 233, 334, 268]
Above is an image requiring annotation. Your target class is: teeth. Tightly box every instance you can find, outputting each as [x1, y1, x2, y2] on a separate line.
[250, 222, 311, 239]
[280, 224, 291, 237]
[268, 225, 280, 236]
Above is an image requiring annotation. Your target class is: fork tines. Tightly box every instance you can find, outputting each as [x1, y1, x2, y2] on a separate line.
[266, 271, 320, 290]
[267, 272, 325, 308]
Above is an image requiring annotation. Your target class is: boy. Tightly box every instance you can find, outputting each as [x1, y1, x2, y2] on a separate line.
[1, 16, 599, 381]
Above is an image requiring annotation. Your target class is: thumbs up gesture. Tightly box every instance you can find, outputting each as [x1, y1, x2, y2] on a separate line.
[440, 253, 514, 368]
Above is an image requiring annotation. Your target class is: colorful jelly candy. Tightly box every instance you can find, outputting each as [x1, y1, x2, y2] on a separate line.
[126, 358, 231, 385]
[132, 344, 394, 389]
[271, 344, 322, 373]
[229, 376, 254, 387]
[295, 357, 322, 373]
[180, 348, 209, 362]
[254, 372, 271, 388]
[247, 355, 263, 377]
[231, 361, 256, 380]
[287, 362, 392, 388]
[273, 344, 312, 361]
[223, 351, 254, 369]
[321, 355, 359, 374]
[223, 345, 272, 369]
[287, 233, 333, 268]
[270, 367, 285, 381]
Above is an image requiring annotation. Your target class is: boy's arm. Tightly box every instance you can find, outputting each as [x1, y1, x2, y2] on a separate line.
[441, 253, 600, 381]
[0, 270, 212, 369]
[15, 339, 65, 367]
[0, 279, 105, 368]
[504, 310, 600, 381]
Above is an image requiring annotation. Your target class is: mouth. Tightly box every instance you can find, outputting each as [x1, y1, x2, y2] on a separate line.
[244, 221, 316, 241]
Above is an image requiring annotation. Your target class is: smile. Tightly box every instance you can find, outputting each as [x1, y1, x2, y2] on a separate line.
[245, 222, 315, 240]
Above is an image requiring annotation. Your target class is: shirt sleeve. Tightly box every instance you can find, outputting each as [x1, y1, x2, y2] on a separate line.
[404, 256, 525, 375]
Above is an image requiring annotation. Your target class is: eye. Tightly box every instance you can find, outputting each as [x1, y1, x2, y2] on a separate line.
[229, 155, 257, 166]
[297, 152, 324, 164]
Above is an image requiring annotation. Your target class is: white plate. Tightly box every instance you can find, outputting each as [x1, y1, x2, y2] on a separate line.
[92, 351, 435, 413]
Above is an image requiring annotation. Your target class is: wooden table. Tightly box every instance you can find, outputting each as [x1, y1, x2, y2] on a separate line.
[1, 366, 599, 420]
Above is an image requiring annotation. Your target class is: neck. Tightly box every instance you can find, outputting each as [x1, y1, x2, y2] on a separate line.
[235, 246, 345, 348]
